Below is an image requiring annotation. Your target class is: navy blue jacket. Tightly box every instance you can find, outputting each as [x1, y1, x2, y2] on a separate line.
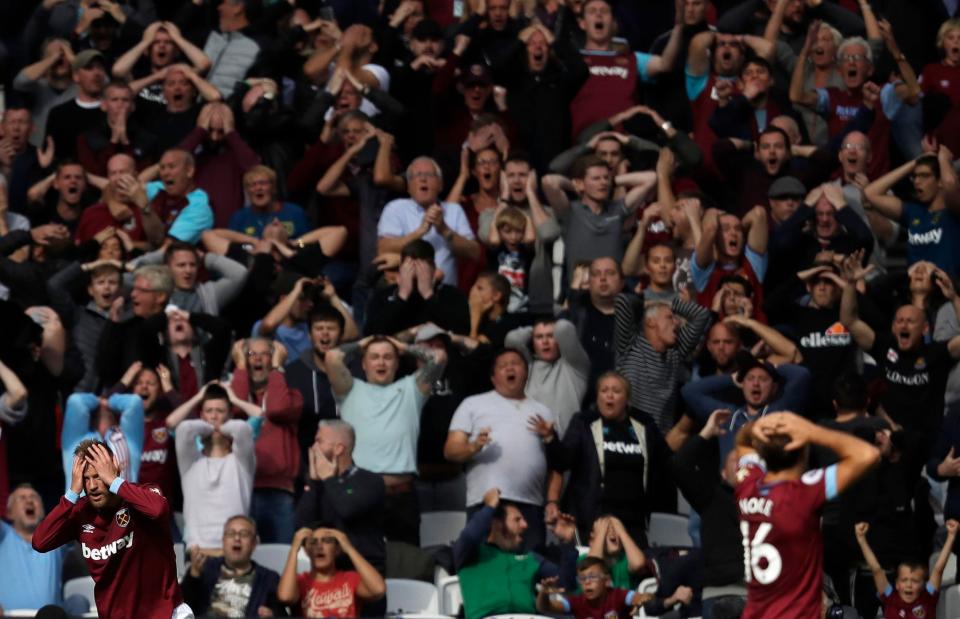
[181, 558, 283, 617]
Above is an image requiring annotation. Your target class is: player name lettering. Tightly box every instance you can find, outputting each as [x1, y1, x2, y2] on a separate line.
[82, 531, 134, 561]
[908, 228, 943, 245]
[738, 497, 773, 516]
[589, 66, 628, 79]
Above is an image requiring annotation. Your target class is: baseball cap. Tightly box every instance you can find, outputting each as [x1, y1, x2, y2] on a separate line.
[735, 352, 782, 385]
[460, 63, 492, 86]
[72, 49, 106, 71]
[411, 19, 444, 41]
[415, 324, 450, 343]
[768, 176, 806, 199]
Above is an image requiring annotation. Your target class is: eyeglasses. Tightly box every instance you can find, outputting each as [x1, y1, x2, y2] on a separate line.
[475, 158, 500, 166]
[839, 54, 866, 62]
[577, 574, 605, 583]
[840, 143, 866, 151]
[223, 529, 255, 539]
[409, 171, 439, 180]
[910, 172, 935, 180]
[246, 350, 271, 357]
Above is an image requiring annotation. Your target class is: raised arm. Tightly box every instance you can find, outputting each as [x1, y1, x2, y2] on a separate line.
[724, 315, 801, 363]
[742, 205, 768, 256]
[165, 383, 209, 429]
[695, 208, 719, 269]
[932, 520, 959, 589]
[830, 272, 876, 350]
[541, 174, 573, 217]
[408, 344, 447, 395]
[324, 343, 359, 398]
[789, 22, 820, 109]
[854, 522, 889, 594]
[277, 528, 311, 604]
[646, 3, 683, 77]
[863, 159, 913, 222]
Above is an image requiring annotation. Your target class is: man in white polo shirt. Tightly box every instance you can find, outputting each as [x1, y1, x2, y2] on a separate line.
[377, 156, 480, 286]
[444, 348, 556, 550]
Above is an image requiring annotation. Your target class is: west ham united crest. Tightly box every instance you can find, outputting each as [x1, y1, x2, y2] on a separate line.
[115, 508, 130, 528]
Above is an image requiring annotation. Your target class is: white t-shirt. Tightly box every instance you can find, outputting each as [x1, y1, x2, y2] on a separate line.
[448, 390, 555, 507]
[377, 199, 475, 285]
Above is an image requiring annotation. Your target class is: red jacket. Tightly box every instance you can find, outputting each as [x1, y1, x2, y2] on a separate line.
[230, 368, 303, 493]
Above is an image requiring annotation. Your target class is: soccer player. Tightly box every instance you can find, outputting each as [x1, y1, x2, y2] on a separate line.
[32, 439, 192, 619]
[735, 412, 879, 618]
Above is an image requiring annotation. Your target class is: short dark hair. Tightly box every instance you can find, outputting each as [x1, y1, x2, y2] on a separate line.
[755, 433, 805, 472]
[505, 150, 532, 166]
[490, 347, 529, 376]
[833, 373, 868, 411]
[478, 271, 511, 306]
[645, 242, 675, 261]
[740, 55, 772, 77]
[309, 304, 346, 333]
[758, 126, 791, 149]
[915, 154, 941, 179]
[401, 239, 436, 264]
[571, 154, 609, 180]
[200, 384, 230, 409]
[576, 556, 611, 575]
[164, 240, 198, 263]
[718, 274, 753, 298]
[493, 498, 522, 521]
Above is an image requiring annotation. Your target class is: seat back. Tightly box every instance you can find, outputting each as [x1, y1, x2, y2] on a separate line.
[419, 511, 467, 548]
[386, 578, 441, 614]
[648, 512, 693, 547]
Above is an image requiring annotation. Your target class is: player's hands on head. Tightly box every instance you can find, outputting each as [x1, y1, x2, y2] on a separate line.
[70, 455, 86, 494]
[751, 411, 813, 451]
[85, 443, 120, 486]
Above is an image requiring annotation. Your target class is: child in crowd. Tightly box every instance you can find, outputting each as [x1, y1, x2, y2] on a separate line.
[486, 205, 535, 312]
[278, 526, 385, 618]
[584, 515, 647, 590]
[855, 519, 959, 618]
[536, 556, 651, 619]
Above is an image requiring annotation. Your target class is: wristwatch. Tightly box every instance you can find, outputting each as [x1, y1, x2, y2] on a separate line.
[660, 120, 673, 133]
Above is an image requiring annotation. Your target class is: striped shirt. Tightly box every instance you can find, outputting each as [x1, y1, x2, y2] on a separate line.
[613, 293, 711, 433]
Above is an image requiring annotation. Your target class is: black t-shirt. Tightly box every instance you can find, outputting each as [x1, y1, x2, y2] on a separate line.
[791, 305, 859, 417]
[870, 334, 953, 433]
[600, 418, 646, 523]
[45, 100, 104, 159]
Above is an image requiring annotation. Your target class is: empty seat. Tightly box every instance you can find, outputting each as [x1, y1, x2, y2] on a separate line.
[63, 576, 96, 608]
[648, 512, 693, 547]
[251, 543, 310, 576]
[420, 511, 467, 548]
[386, 578, 441, 614]
[437, 575, 463, 617]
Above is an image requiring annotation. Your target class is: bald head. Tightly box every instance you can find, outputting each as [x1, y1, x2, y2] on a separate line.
[107, 153, 137, 183]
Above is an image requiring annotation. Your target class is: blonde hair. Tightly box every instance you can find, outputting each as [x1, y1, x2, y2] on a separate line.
[243, 164, 277, 189]
[937, 18, 960, 50]
[495, 206, 527, 232]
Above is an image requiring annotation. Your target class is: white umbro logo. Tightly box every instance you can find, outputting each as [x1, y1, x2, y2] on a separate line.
[82, 524, 95, 534]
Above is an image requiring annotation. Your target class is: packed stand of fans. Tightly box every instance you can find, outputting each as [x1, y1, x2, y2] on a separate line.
[3, 0, 960, 616]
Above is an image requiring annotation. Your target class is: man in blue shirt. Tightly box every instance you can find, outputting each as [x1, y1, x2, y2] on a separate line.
[0, 484, 87, 613]
[228, 165, 310, 239]
[864, 148, 960, 276]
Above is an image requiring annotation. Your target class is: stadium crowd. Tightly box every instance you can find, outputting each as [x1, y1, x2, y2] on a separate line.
[2, 0, 960, 616]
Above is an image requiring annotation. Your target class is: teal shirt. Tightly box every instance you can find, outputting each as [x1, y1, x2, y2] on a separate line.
[338, 374, 426, 474]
